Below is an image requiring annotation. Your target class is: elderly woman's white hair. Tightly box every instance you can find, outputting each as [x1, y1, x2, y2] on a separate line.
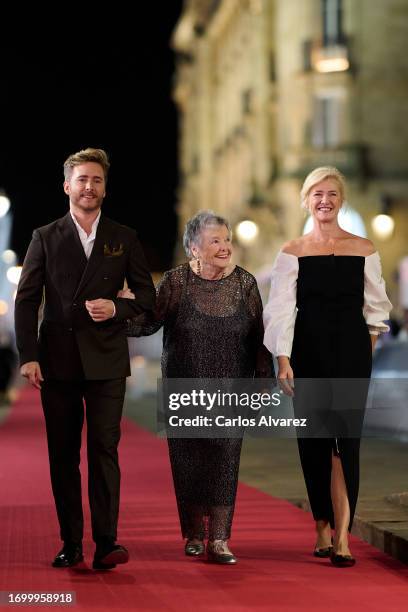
[301, 166, 346, 210]
[183, 210, 232, 258]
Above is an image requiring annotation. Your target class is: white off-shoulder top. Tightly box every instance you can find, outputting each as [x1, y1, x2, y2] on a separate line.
[263, 251, 392, 357]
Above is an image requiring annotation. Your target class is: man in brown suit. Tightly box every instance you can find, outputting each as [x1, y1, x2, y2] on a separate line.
[15, 148, 156, 569]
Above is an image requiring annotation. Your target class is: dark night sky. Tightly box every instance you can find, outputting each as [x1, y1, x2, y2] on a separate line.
[0, 4, 183, 271]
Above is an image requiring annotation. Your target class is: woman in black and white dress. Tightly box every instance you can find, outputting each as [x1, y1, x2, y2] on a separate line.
[263, 167, 392, 567]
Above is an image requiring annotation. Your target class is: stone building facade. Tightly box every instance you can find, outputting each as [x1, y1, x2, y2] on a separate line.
[172, 0, 408, 310]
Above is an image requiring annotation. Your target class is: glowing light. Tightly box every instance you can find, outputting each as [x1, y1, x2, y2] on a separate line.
[313, 46, 349, 73]
[235, 220, 259, 246]
[0, 300, 8, 316]
[132, 355, 146, 368]
[6, 266, 22, 285]
[2, 249, 17, 264]
[315, 57, 349, 72]
[0, 195, 11, 218]
[371, 214, 395, 240]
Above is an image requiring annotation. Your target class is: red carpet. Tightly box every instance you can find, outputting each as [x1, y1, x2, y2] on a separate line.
[0, 387, 407, 611]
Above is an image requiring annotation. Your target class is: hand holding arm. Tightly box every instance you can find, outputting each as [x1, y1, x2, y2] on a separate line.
[83, 281, 137, 322]
[113, 231, 156, 321]
[127, 271, 172, 337]
[85, 299, 115, 322]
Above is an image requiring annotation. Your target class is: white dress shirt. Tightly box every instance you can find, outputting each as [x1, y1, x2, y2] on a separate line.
[263, 251, 393, 357]
[70, 210, 101, 259]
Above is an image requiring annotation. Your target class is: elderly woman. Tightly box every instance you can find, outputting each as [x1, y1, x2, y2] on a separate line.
[263, 167, 392, 567]
[126, 210, 273, 564]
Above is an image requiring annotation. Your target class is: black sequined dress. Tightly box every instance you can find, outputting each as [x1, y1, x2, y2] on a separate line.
[128, 263, 273, 540]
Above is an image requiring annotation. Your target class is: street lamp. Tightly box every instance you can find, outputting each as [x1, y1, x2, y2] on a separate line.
[6, 266, 22, 285]
[371, 195, 395, 241]
[235, 220, 259, 269]
[2, 250, 17, 265]
[235, 220, 259, 246]
[371, 214, 395, 241]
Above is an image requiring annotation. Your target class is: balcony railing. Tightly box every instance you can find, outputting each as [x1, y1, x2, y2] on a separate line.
[279, 144, 368, 179]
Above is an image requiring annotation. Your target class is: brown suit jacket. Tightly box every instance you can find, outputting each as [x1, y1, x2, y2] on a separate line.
[15, 212, 156, 380]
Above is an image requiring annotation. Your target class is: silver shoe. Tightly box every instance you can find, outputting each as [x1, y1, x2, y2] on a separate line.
[207, 540, 237, 564]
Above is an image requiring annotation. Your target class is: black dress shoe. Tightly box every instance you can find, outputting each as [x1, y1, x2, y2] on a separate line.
[93, 543, 129, 570]
[330, 551, 356, 567]
[185, 541, 205, 556]
[52, 544, 83, 568]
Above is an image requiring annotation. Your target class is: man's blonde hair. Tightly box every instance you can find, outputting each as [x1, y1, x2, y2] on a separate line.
[300, 166, 346, 210]
[63, 148, 110, 181]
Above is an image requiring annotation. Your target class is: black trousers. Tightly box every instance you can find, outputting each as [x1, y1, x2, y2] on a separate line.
[41, 378, 126, 544]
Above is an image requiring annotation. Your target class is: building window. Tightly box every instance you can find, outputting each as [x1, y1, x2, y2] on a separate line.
[312, 93, 344, 149]
[302, 40, 313, 72]
[242, 89, 253, 115]
[311, 0, 349, 72]
[322, 0, 344, 46]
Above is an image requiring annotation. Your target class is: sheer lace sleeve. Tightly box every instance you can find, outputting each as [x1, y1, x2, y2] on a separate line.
[263, 252, 298, 357]
[363, 252, 392, 335]
[247, 278, 275, 379]
[126, 270, 172, 337]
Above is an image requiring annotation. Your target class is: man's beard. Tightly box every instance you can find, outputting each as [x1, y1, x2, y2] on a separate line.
[73, 195, 104, 212]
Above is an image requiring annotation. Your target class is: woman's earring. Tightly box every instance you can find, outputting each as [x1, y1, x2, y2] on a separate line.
[196, 258, 201, 276]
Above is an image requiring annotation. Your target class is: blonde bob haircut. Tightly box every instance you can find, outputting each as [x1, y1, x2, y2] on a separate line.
[300, 166, 346, 210]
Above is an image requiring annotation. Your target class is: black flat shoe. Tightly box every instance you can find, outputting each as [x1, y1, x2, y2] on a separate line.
[313, 545, 333, 558]
[93, 543, 129, 570]
[330, 551, 356, 567]
[185, 541, 205, 556]
[52, 544, 83, 568]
